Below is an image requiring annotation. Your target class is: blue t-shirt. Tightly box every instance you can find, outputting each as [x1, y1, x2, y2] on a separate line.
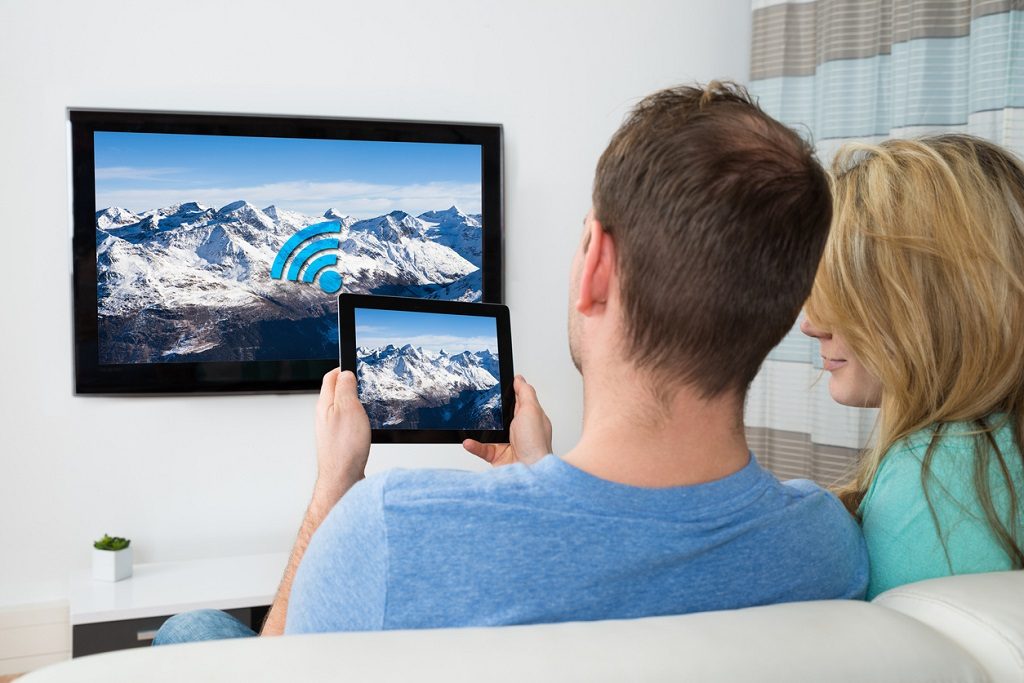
[286, 454, 867, 633]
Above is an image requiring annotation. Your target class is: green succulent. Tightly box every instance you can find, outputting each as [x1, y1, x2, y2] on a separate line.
[93, 534, 131, 551]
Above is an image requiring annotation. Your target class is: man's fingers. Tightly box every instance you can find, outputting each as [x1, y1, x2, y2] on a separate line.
[463, 439, 498, 463]
[334, 370, 359, 408]
[514, 374, 539, 403]
[462, 438, 488, 459]
[319, 368, 341, 411]
[514, 375, 545, 417]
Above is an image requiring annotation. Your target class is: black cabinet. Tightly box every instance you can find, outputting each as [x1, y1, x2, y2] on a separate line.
[72, 605, 270, 657]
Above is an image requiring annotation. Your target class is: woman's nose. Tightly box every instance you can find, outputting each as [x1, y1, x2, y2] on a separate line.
[799, 316, 831, 340]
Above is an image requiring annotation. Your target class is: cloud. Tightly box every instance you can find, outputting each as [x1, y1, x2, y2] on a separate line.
[357, 334, 497, 355]
[95, 179, 482, 218]
[94, 166, 186, 181]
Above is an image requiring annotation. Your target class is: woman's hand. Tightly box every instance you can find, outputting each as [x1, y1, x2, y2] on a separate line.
[463, 375, 553, 467]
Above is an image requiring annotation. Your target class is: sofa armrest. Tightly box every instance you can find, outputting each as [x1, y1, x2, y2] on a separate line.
[874, 571, 1024, 683]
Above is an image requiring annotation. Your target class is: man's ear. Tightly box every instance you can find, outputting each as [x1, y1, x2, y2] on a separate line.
[576, 217, 616, 316]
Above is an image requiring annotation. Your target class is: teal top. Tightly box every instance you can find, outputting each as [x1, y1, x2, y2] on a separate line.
[860, 417, 1024, 599]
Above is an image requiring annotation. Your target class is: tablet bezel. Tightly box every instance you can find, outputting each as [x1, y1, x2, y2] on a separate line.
[338, 293, 514, 444]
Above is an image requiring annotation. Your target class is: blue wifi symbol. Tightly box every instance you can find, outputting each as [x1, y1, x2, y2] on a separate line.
[271, 220, 344, 294]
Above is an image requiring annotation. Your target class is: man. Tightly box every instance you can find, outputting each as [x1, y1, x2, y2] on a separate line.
[156, 81, 866, 643]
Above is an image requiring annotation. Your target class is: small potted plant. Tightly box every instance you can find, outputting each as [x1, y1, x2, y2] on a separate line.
[92, 534, 132, 582]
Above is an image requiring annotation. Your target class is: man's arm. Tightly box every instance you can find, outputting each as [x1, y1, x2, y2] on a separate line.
[261, 369, 370, 636]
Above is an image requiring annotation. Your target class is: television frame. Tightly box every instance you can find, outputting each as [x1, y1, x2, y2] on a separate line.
[338, 293, 514, 443]
[69, 109, 503, 395]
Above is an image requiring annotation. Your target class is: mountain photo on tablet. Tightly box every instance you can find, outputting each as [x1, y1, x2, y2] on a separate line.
[354, 308, 501, 430]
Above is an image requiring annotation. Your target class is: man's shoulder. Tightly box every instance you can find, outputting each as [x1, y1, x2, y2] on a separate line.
[360, 459, 545, 512]
[779, 477, 824, 496]
[368, 458, 851, 519]
[777, 477, 858, 528]
[774, 476, 864, 557]
[765, 476, 868, 598]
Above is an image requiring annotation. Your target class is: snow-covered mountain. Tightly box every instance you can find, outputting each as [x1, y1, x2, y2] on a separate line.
[339, 210, 478, 293]
[357, 344, 501, 429]
[419, 206, 484, 267]
[96, 206, 141, 231]
[95, 201, 484, 363]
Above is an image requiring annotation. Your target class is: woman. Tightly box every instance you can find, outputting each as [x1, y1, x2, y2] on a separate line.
[801, 134, 1024, 598]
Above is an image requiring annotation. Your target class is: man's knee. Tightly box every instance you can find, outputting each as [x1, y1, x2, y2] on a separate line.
[152, 608, 256, 646]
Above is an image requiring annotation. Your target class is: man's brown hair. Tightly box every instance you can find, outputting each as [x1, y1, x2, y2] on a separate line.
[593, 81, 831, 398]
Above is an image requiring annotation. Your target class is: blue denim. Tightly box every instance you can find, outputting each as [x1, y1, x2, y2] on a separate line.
[152, 608, 258, 646]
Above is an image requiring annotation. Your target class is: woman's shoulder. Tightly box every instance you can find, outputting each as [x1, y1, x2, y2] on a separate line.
[864, 418, 1019, 508]
[860, 417, 1021, 597]
[884, 418, 1016, 472]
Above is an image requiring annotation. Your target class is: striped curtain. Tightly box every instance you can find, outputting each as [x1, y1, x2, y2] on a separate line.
[745, 0, 1024, 486]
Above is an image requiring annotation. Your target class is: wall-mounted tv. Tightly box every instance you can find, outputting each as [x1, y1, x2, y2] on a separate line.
[70, 110, 503, 394]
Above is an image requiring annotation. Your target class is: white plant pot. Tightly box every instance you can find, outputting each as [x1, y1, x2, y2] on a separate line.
[92, 546, 133, 582]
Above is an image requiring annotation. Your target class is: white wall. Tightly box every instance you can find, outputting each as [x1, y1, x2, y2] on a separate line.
[0, 0, 751, 603]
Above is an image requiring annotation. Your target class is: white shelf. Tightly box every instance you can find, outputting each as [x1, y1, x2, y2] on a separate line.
[69, 553, 287, 625]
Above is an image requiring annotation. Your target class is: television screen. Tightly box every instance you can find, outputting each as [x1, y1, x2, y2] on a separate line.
[71, 111, 503, 394]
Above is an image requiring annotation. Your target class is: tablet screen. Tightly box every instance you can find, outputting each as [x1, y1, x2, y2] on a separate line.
[338, 293, 513, 443]
[355, 308, 502, 430]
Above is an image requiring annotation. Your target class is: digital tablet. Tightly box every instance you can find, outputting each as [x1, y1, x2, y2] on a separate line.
[338, 294, 514, 443]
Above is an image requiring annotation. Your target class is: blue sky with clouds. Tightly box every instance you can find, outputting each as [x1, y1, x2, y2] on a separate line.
[94, 131, 482, 218]
[355, 308, 498, 354]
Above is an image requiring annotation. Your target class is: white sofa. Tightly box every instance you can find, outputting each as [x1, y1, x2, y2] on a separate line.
[22, 571, 1024, 682]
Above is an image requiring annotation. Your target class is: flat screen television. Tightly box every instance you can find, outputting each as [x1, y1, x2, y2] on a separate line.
[70, 110, 503, 394]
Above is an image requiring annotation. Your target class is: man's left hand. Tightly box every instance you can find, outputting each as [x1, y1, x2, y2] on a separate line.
[262, 369, 370, 636]
[313, 369, 371, 505]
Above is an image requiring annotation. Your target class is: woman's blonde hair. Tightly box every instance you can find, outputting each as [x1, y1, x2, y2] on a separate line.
[806, 134, 1024, 567]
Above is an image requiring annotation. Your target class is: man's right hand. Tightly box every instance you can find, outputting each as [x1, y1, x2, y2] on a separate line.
[463, 375, 553, 467]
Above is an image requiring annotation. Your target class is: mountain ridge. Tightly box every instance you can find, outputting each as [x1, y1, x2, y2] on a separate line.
[95, 201, 484, 364]
[356, 343, 501, 430]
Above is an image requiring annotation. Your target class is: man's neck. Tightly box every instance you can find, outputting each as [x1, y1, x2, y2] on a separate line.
[562, 369, 750, 488]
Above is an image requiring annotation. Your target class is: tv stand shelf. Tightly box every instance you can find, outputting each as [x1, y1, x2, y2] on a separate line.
[68, 552, 286, 657]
